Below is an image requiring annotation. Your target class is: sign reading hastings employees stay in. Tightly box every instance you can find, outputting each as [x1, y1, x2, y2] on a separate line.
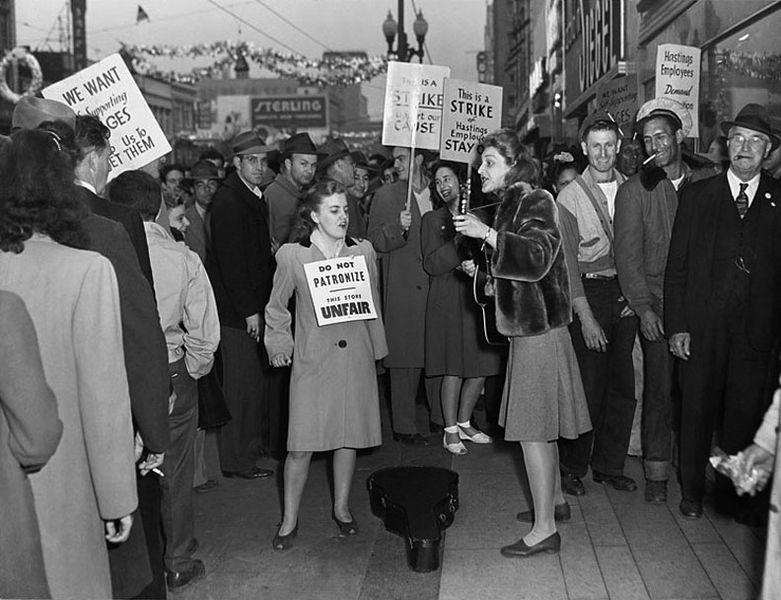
[382, 62, 451, 151]
[303, 255, 378, 327]
[440, 78, 502, 163]
[42, 53, 171, 179]
[655, 44, 701, 137]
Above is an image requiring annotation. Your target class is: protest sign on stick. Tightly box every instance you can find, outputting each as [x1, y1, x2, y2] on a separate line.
[440, 78, 502, 164]
[43, 53, 172, 179]
[655, 44, 701, 138]
[303, 255, 379, 327]
[595, 74, 637, 135]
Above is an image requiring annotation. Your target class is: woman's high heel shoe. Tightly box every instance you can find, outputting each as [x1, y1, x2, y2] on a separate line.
[457, 423, 492, 444]
[443, 429, 468, 455]
[272, 521, 298, 551]
[500, 531, 561, 558]
[332, 513, 359, 536]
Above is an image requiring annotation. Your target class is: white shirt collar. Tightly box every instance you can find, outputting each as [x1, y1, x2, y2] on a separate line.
[238, 173, 263, 199]
[727, 169, 761, 206]
[75, 179, 97, 195]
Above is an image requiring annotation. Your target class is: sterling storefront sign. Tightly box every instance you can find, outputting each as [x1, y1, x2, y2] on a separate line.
[564, 0, 627, 115]
[251, 96, 327, 129]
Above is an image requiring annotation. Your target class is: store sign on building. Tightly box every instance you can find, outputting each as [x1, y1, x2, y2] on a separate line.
[564, 0, 626, 108]
[251, 95, 327, 129]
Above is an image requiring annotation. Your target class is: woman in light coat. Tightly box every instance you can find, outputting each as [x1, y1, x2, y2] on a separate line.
[0, 129, 137, 598]
[265, 180, 387, 550]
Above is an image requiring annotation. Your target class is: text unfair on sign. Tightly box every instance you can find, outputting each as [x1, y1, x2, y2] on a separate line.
[251, 95, 327, 129]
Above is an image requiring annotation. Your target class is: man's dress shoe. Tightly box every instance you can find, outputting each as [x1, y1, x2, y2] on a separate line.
[593, 471, 638, 492]
[392, 432, 431, 447]
[165, 559, 205, 590]
[222, 466, 273, 479]
[561, 473, 585, 496]
[500, 532, 561, 558]
[679, 498, 703, 519]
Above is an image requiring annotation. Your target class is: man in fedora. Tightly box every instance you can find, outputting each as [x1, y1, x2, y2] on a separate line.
[317, 137, 365, 239]
[264, 132, 322, 247]
[614, 98, 696, 504]
[348, 150, 380, 236]
[665, 103, 781, 523]
[207, 130, 276, 480]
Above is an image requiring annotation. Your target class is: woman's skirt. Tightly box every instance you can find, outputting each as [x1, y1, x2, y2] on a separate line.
[499, 325, 591, 442]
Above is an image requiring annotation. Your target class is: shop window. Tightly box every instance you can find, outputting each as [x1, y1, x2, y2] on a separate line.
[700, 5, 781, 146]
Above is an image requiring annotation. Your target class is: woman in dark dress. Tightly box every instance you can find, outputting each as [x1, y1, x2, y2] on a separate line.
[454, 129, 590, 558]
[422, 161, 503, 455]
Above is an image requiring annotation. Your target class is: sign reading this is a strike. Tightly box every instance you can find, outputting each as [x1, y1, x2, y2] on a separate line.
[382, 62, 451, 150]
[304, 255, 378, 327]
[42, 53, 172, 179]
[655, 44, 701, 137]
[440, 78, 502, 163]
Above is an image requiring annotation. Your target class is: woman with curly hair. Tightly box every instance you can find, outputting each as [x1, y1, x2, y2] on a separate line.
[0, 128, 137, 598]
[454, 129, 590, 558]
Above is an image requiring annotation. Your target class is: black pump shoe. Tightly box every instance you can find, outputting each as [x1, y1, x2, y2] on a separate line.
[272, 522, 298, 551]
[332, 513, 359, 536]
[500, 531, 561, 558]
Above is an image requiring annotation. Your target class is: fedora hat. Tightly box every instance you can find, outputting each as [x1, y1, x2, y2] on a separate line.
[280, 132, 325, 159]
[231, 130, 274, 156]
[578, 111, 620, 141]
[636, 97, 693, 138]
[317, 137, 351, 171]
[350, 150, 380, 174]
[185, 160, 222, 184]
[721, 104, 780, 151]
[12, 96, 76, 131]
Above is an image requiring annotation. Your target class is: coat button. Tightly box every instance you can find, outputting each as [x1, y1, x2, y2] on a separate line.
[771, 504, 779, 514]
[338, 340, 347, 348]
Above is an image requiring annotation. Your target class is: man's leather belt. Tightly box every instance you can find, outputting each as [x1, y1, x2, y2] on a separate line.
[581, 273, 617, 281]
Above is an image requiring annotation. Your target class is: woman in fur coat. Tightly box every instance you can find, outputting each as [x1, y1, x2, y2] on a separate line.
[454, 129, 591, 558]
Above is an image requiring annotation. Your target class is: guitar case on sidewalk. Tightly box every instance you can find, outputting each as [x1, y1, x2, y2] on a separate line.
[367, 466, 459, 572]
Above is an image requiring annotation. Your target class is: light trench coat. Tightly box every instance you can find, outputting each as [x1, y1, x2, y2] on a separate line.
[264, 237, 388, 451]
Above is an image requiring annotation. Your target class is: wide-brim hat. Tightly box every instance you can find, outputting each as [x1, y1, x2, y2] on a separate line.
[578, 111, 620, 141]
[636, 97, 692, 138]
[350, 150, 380, 174]
[720, 103, 780, 151]
[12, 96, 76, 131]
[281, 132, 326, 159]
[231, 130, 274, 156]
[185, 160, 222, 183]
[317, 137, 351, 171]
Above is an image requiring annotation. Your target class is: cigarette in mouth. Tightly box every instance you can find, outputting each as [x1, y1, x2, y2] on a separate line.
[642, 153, 659, 166]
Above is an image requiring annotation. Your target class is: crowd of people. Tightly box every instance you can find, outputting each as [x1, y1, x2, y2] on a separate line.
[2, 89, 781, 600]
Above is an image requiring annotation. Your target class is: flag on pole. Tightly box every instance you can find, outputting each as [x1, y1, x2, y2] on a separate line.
[137, 6, 150, 23]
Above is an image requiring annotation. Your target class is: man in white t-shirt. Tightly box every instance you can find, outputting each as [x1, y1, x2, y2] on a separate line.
[557, 113, 637, 497]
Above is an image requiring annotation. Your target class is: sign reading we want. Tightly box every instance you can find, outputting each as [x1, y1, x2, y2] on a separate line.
[43, 53, 172, 179]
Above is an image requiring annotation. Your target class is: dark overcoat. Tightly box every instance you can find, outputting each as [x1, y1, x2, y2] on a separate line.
[208, 172, 275, 329]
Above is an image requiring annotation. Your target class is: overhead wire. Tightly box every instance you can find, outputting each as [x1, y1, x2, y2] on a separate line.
[251, 0, 333, 51]
[204, 0, 304, 55]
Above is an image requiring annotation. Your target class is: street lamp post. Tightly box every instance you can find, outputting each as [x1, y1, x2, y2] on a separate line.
[382, 1, 428, 62]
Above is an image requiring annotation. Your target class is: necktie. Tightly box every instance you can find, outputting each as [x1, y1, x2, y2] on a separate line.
[735, 183, 749, 219]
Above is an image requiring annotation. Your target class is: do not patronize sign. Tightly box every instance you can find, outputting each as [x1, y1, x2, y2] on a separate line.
[42, 53, 171, 179]
[382, 62, 451, 150]
[303, 255, 378, 327]
[440, 78, 502, 163]
[655, 44, 701, 138]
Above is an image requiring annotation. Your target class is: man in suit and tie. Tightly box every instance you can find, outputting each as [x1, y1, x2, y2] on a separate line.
[665, 103, 781, 523]
[208, 130, 275, 479]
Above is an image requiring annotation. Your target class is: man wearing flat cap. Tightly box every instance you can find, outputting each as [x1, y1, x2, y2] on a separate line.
[264, 132, 322, 247]
[614, 98, 696, 504]
[207, 130, 276, 480]
[665, 103, 781, 523]
[557, 112, 638, 497]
